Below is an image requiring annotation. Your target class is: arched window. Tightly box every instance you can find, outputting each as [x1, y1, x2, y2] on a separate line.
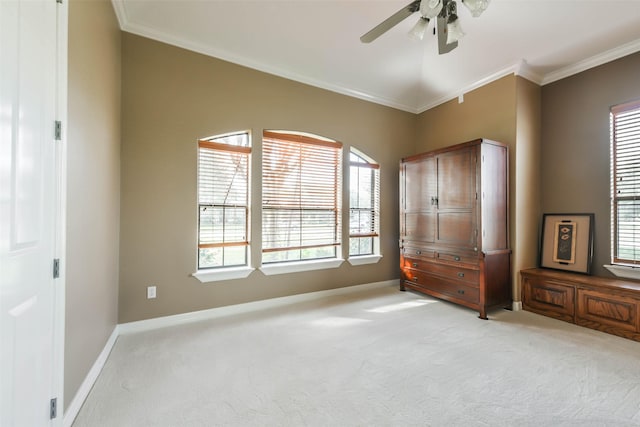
[349, 148, 380, 257]
[197, 131, 251, 269]
[611, 100, 640, 266]
[262, 130, 342, 263]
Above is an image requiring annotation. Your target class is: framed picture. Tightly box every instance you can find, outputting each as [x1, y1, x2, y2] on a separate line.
[540, 213, 594, 274]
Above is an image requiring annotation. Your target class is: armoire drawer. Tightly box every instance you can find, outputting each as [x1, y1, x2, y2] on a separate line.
[402, 246, 435, 260]
[403, 269, 479, 304]
[401, 256, 429, 271]
[402, 259, 479, 287]
[436, 250, 478, 266]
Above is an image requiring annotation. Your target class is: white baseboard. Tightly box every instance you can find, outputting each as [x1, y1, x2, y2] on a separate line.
[63, 326, 119, 427]
[513, 301, 523, 311]
[119, 279, 399, 335]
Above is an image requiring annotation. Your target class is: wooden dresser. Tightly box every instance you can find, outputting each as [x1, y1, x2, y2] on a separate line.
[521, 268, 640, 342]
[399, 139, 512, 319]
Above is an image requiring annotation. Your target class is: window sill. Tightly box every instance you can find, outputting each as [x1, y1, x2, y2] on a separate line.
[193, 266, 255, 283]
[348, 255, 382, 266]
[603, 264, 640, 281]
[260, 258, 344, 276]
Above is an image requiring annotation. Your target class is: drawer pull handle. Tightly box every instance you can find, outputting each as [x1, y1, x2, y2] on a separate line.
[454, 256, 461, 261]
[457, 289, 465, 294]
[457, 272, 465, 278]
[413, 277, 418, 282]
[412, 263, 418, 268]
[416, 250, 422, 255]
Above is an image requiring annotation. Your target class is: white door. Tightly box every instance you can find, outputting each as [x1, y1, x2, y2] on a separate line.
[1, 0, 64, 425]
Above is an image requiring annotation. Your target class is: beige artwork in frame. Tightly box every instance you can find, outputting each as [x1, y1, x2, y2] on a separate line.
[540, 213, 594, 274]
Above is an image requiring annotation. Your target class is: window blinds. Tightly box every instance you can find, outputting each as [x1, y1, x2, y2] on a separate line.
[349, 152, 380, 256]
[611, 101, 640, 265]
[349, 157, 380, 238]
[262, 131, 342, 263]
[198, 138, 250, 268]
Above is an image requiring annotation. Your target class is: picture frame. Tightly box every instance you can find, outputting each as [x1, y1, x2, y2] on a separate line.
[540, 213, 594, 274]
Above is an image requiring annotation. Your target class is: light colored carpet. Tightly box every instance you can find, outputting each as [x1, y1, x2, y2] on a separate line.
[73, 285, 640, 426]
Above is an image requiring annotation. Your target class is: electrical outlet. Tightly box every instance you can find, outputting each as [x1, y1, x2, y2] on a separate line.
[147, 286, 156, 299]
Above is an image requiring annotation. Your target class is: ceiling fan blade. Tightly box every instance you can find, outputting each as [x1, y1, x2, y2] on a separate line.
[360, 0, 421, 43]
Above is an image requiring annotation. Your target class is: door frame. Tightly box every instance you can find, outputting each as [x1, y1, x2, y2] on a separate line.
[53, 0, 68, 424]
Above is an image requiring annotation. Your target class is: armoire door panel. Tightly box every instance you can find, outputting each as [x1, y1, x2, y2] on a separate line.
[404, 157, 436, 211]
[437, 148, 475, 211]
[404, 213, 436, 243]
[437, 212, 475, 247]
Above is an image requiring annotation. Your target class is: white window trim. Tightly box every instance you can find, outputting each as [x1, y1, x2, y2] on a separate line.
[261, 131, 343, 266]
[260, 258, 344, 276]
[603, 264, 640, 281]
[347, 254, 383, 266]
[348, 147, 380, 258]
[193, 266, 255, 283]
[197, 131, 252, 270]
[610, 101, 640, 267]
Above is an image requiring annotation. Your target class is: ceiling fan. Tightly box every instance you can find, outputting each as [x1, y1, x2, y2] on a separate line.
[360, 0, 490, 54]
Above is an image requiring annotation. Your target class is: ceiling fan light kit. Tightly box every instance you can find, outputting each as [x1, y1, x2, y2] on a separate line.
[408, 16, 430, 41]
[420, 0, 444, 19]
[445, 2, 465, 45]
[461, 0, 490, 18]
[361, 0, 490, 54]
[446, 17, 465, 45]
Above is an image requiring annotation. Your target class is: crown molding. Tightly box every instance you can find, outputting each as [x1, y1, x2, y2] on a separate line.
[111, 0, 127, 30]
[542, 38, 640, 86]
[514, 59, 543, 85]
[109, 1, 640, 115]
[110, 2, 417, 113]
[416, 60, 542, 114]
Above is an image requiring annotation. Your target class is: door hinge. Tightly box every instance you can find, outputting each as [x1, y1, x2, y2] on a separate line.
[54, 121, 62, 140]
[56, 0, 63, 4]
[53, 259, 60, 279]
[50, 398, 57, 419]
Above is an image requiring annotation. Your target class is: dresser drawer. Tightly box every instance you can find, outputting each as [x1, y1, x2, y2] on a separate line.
[403, 269, 479, 304]
[421, 262, 479, 287]
[402, 246, 435, 260]
[436, 250, 478, 266]
[401, 256, 433, 271]
[402, 258, 479, 287]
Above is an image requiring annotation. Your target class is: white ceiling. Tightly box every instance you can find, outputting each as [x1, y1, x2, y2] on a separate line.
[112, 0, 640, 113]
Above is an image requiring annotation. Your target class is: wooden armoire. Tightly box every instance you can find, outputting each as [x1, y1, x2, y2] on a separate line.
[399, 139, 511, 319]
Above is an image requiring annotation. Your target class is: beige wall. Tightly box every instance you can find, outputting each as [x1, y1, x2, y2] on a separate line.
[541, 51, 640, 277]
[65, 0, 121, 410]
[415, 74, 541, 301]
[119, 34, 416, 323]
[514, 77, 542, 296]
[415, 75, 518, 152]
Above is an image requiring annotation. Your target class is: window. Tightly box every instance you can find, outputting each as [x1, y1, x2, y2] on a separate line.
[197, 132, 250, 269]
[262, 131, 342, 264]
[349, 149, 380, 257]
[611, 100, 640, 265]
